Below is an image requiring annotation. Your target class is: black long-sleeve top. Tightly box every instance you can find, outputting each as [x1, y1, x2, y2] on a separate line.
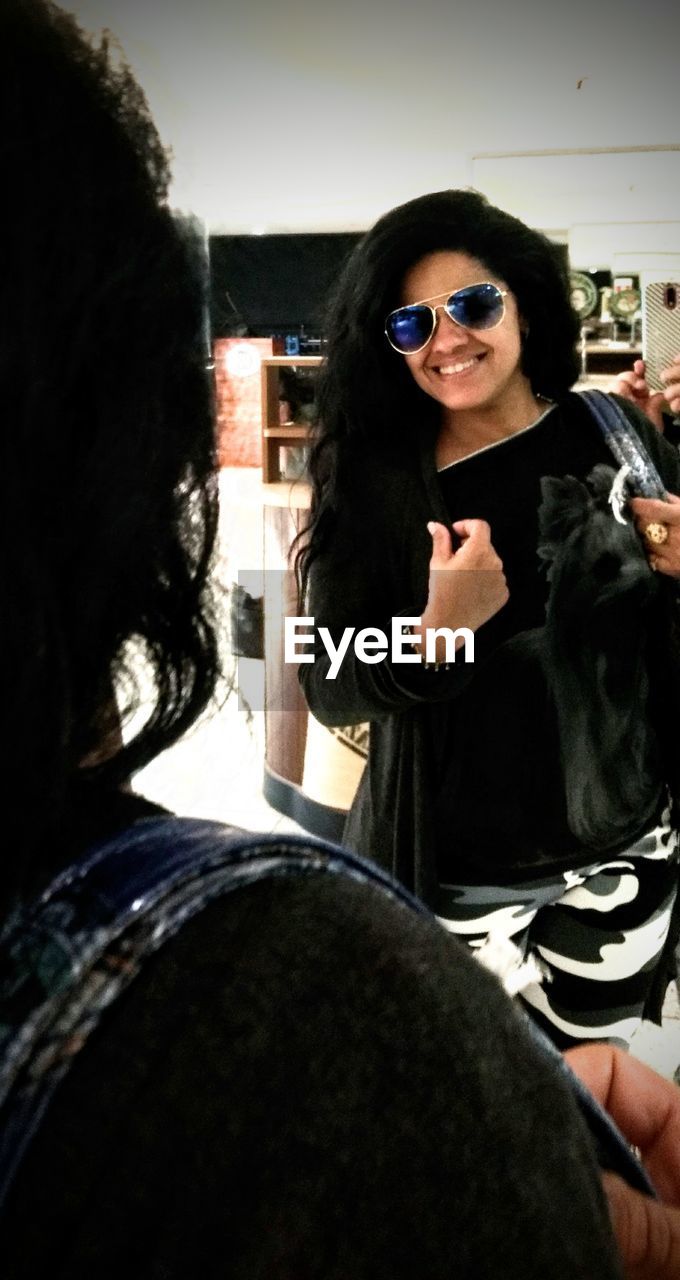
[300, 393, 680, 902]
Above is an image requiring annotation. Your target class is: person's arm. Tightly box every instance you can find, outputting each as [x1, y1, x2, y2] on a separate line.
[611, 354, 680, 434]
[566, 1044, 680, 1280]
[299, 470, 507, 726]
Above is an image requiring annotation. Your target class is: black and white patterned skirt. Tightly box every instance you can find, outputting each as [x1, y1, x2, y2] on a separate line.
[436, 804, 679, 1049]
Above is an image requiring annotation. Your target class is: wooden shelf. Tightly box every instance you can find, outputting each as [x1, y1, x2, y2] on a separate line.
[261, 355, 323, 367]
[263, 424, 309, 439]
[260, 355, 322, 482]
[582, 343, 641, 374]
[262, 481, 311, 509]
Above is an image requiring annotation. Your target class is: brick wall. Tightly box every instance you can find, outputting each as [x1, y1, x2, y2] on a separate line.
[213, 337, 273, 468]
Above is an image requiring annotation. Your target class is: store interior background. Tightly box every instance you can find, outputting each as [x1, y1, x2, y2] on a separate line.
[67, 0, 680, 1074]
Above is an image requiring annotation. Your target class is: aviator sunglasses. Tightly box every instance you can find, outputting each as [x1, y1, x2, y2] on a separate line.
[385, 281, 508, 355]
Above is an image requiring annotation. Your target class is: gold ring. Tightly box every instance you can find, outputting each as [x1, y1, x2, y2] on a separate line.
[644, 521, 669, 546]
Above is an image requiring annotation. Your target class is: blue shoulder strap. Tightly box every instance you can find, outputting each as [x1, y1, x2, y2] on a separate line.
[0, 818, 427, 1206]
[0, 815, 656, 1205]
[578, 388, 667, 498]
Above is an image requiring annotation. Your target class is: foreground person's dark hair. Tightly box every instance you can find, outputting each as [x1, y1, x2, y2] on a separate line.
[1, 0, 219, 882]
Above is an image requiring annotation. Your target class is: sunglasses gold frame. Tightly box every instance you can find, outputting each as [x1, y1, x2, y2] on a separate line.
[385, 282, 509, 355]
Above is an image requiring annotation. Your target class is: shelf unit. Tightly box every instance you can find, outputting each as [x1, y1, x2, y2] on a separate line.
[260, 481, 351, 842]
[583, 343, 642, 375]
[260, 355, 322, 482]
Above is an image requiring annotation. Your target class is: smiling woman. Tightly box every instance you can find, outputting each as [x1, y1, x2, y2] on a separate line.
[398, 252, 533, 466]
[295, 187, 680, 1053]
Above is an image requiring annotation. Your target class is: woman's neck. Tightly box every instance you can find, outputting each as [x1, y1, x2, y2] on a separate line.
[436, 386, 552, 468]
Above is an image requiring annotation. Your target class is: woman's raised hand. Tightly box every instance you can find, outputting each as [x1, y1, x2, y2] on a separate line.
[611, 353, 680, 432]
[414, 519, 509, 660]
[629, 492, 680, 578]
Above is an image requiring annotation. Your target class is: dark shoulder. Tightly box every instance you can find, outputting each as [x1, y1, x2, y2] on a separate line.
[3, 870, 619, 1279]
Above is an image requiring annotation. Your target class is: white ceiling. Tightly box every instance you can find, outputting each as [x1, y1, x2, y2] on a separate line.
[68, 0, 680, 253]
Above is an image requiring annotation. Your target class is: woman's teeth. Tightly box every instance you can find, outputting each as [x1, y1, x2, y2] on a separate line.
[437, 357, 478, 375]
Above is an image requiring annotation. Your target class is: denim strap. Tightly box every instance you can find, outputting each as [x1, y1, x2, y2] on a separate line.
[0, 815, 655, 1205]
[578, 389, 666, 498]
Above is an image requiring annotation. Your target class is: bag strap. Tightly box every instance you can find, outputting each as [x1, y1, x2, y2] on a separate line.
[0, 815, 656, 1205]
[578, 388, 667, 498]
[0, 818, 428, 1204]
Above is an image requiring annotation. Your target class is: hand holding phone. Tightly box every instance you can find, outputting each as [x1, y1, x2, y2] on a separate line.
[643, 281, 680, 394]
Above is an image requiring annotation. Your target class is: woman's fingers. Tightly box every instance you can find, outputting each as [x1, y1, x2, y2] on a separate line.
[612, 369, 648, 400]
[422, 519, 508, 641]
[427, 518, 496, 568]
[566, 1045, 680, 1204]
[426, 521, 455, 565]
[627, 496, 680, 576]
[603, 1172, 680, 1280]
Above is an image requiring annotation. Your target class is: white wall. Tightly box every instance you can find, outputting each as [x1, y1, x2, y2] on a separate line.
[68, 0, 680, 266]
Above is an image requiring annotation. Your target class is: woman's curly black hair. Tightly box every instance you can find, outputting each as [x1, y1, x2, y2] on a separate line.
[296, 188, 580, 602]
[1, 0, 220, 875]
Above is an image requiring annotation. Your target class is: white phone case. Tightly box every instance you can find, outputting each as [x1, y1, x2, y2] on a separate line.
[642, 281, 680, 393]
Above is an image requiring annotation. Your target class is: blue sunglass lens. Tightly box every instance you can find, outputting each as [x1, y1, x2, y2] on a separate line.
[448, 283, 503, 329]
[387, 305, 433, 353]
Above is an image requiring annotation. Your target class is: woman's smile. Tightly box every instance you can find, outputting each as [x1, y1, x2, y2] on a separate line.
[429, 352, 485, 378]
[400, 249, 530, 421]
